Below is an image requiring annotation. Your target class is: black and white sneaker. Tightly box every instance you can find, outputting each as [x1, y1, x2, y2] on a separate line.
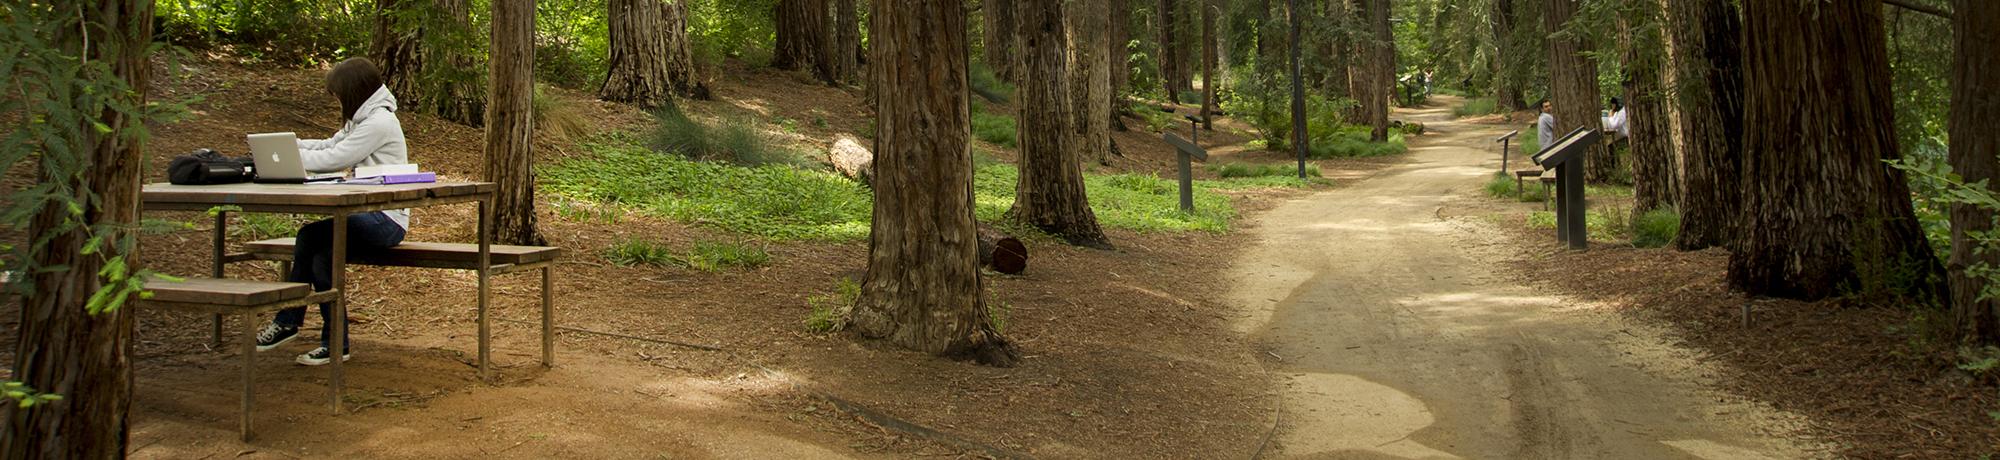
[254, 322, 299, 352]
[295, 347, 350, 366]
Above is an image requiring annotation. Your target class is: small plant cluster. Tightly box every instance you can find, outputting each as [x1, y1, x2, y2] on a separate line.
[804, 278, 861, 333]
[1211, 162, 1321, 179]
[551, 199, 625, 224]
[3, 381, 61, 409]
[648, 106, 803, 167]
[1452, 97, 1503, 118]
[1521, 204, 1679, 249]
[1483, 173, 1548, 203]
[972, 102, 1019, 148]
[603, 238, 769, 272]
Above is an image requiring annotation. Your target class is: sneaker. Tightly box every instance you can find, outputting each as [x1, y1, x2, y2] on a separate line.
[254, 322, 299, 352]
[295, 347, 351, 366]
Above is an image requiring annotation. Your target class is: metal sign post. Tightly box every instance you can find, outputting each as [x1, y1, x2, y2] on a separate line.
[1531, 127, 1600, 250]
[1495, 130, 1519, 174]
[1163, 133, 1210, 212]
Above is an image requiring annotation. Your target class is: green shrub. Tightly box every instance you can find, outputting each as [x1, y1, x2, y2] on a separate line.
[1594, 205, 1632, 239]
[682, 240, 770, 272]
[1484, 173, 1518, 199]
[545, 141, 872, 240]
[1177, 90, 1202, 105]
[604, 239, 677, 267]
[1632, 207, 1681, 248]
[1309, 128, 1408, 158]
[648, 106, 803, 167]
[534, 84, 593, 144]
[969, 62, 1015, 103]
[1453, 97, 1501, 118]
[1527, 211, 1556, 229]
[804, 278, 861, 333]
[972, 108, 1018, 148]
[1519, 129, 1541, 158]
[1211, 162, 1321, 178]
[1136, 108, 1174, 133]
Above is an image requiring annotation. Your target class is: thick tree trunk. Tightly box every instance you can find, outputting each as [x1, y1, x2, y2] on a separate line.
[1110, 0, 1130, 125]
[1950, 0, 2000, 341]
[1727, 0, 1942, 300]
[985, 0, 1018, 82]
[1316, 0, 1350, 100]
[1, 2, 149, 457]
[1201, 0, 1217, 130]
[1490, 0, 1524, 111]
[1339, 0, 1365, 124]
[831, 0, 860, 84]
[851, 0, 1018, 367]
[1621, 0, 1676, 215]
[1545, 0, 1609, 183]
[487, 0, 546, 246]
[1175, 1, 1199, 97]
[775, 0, 834, 83]
[431, 0, 487, 126]
[373, 0, 423, 108]
[1070, 0, 1113, 166]
[1288, 0, 1308, 161]
[1363, 0, 1392, 142]
[601, 0, 706, 108]
[1012, 0, 1111, 248]
[373, 0, 485, 126]
[1158, 0, 1180, 102]
[1666, 0, 1742, 251]
[977, 224, 1029, 275]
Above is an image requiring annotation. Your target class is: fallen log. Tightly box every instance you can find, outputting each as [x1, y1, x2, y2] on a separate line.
[828, 134, 873, 185]
[977, 224, 1028, 275]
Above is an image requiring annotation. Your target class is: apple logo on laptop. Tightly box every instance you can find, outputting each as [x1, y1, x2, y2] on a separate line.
[270, 152, 281, 163]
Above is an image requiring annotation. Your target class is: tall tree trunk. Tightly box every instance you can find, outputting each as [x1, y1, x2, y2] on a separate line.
[487, 0, 545, 246]
[1157, 0, 1180, 102]
[1012, 0, 1111, 248]
[2, 1, 150, 456]
[1727, 0, 1942, 300]
[431, 0, 487, 126]
[1621, 0, 1676, 215]
[1316, 0, 1350, 100]
[1110, 0, 1130, 130]
[1545, 0, 1609, 183]
[1363, 0, 1391, 142]
[851, 0, 1018, 367]
[601, 0, 707, 108]
[1201, 0, 1217, 130]
[831, 0, 860, 84]
[1289, 0, 1308, 165]
[1175, 1, 1199, 97]
[1340, 0, 1365, 124]
[373, 0, 485, 126]
[1666, 0, 1742, 251]
[1489, 0, 1524, 111]
[1950, 0, 2000, 341]
[775, 0, 835, 83]
[373, 0, 423, 109]
[985, 0, 1018, 82]
[1071, 0, 1113, 165]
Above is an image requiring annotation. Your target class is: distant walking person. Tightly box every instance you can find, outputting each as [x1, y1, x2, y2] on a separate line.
[1601, 96, 1629, 138]
[1537, 99, 1557, 152]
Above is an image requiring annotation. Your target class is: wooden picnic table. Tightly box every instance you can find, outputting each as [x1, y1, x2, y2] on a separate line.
[142, 181, 497, 414]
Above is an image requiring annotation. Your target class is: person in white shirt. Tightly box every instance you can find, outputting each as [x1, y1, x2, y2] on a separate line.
[253, 58, 411, 366]
[1601, 97, 1629, 138]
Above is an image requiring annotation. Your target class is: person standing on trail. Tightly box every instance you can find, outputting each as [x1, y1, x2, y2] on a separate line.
[1537, 99, 1557, 152]
[1601, 97, 1629, 139]
[253, 57, 412, 366]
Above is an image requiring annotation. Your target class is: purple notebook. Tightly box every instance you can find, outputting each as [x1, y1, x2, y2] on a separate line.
[373, 172, 437, 184]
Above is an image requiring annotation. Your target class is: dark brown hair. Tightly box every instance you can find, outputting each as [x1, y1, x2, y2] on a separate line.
[326, 57, 384, 121]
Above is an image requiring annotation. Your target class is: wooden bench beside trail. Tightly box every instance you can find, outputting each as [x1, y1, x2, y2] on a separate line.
[139, 277, 339, 442]
[233, 238, 564, 368]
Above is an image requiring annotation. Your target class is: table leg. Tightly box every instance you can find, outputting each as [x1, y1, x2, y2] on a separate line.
[329, 211, 348, 414]
[477, 200, 491, 381]
[240, 312, 256, 442]
[542, 266, 553, 368]
[212, 211, 227, 346]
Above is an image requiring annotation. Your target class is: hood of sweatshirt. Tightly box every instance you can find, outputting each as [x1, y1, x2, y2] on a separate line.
[350, 85, 399, 124]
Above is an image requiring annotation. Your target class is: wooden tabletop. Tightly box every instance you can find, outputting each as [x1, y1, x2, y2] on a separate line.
[142, 182, 494, 209]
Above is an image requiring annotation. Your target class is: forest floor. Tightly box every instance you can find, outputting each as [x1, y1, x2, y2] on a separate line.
[0, 53, 1402, 458]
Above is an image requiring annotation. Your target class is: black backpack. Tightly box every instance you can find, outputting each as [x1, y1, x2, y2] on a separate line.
[167, 148, 255, 185]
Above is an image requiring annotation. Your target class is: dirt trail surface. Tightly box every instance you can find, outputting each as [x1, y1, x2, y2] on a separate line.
[1231, 98, 1818, 459]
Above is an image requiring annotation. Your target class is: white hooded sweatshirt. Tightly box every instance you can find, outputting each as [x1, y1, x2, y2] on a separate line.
[296, 85, 410, 230]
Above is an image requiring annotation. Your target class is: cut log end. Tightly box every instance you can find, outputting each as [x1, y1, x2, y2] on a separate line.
[978, 225, 1029, 275]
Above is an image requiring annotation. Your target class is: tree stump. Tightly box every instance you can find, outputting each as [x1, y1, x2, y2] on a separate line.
[978, 225, 1028, 275]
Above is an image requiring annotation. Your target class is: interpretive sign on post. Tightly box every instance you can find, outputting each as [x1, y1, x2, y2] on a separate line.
[1495, 130, 1519, 174]
[1163, 132, 1209, 213]
[1532, 126, 1600, 250]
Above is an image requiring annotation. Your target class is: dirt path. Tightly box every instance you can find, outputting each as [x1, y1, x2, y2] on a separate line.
[1230, 97, 1816, 459]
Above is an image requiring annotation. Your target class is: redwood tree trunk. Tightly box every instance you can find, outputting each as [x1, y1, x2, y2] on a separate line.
[373, 0, 423, 108]
[1, 2, 149, 456]
[1950, 0, 2000, 341]
[1490, 0, 1524, 111]
[1110, 0, 1129, 128]
[1727, 0, 1942, 300]
[775, 0, 834, 83]
[1666, 0, 1743, 251]
[1070, 0, 1113, 166]
[850, 0, 1019, 367]
[601, 0, 706, 108]
[487, 0, 545, 246]
[830, 0, 860, 84]
[985, 0, 1018, 82]
[1363, 0, 1392, 142]
[373, 0, 484, 126]
[1012, 0, 1111, 248]
[1200, 0, 1216, 130]
[1621, 0, 1676, 215]
[1158, 0, 1180, 102]
[1545, 0, 1609, 183]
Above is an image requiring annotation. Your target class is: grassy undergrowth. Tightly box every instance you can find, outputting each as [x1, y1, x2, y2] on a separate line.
[1525, 205, 1681, 248]
[1483, 172, 1548, 203]
[604, 238, 770, 272]
[1453, 97, 1501, 118]
[1210, 162, 1321, 178]
[1309, 128, 1407, 158]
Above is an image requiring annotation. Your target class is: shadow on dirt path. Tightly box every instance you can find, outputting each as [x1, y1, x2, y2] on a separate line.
[1228, 96, 1818, 459]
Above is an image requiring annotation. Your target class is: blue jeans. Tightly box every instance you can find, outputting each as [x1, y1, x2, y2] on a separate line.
[274, 211, 405, 350]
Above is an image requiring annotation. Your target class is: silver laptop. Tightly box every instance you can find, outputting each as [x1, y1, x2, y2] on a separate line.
[247, 132, 344, 183]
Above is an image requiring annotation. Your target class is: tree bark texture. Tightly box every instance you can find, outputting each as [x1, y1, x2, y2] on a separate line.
[1621, 0, 1676, 215]
[1362, 0, 1392, 142]
[1489, 0, 1524, 111]
[487, 0, 546, 246]
[831, 0, 861, 84]
[775, 0, 835, 83]
[1158, 0, 1181, 101]
[1317, 0, 1351, 100]
[1070, 0, 1114, 166]
[1545, 0, 1608, 183]
[601, 0, 706, 108]
[1665, 0, 1742, 251]
[372, 0, 485, 126]
[851, 0, 1019, 367]
[1110, 0, 1130, 131]
[1013, 0, 1111, 248]
[1201, 0, 1217, 130]
[2, 2, 149, 457]
[1950, 0, 2000, 341]
[373, 0, 423, 110]
[985, 0, 1018, 82]
[1727, 0, 1942, 301]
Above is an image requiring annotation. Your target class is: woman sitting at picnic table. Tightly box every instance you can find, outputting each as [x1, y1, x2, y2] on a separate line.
[254, 57, 410, 366]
